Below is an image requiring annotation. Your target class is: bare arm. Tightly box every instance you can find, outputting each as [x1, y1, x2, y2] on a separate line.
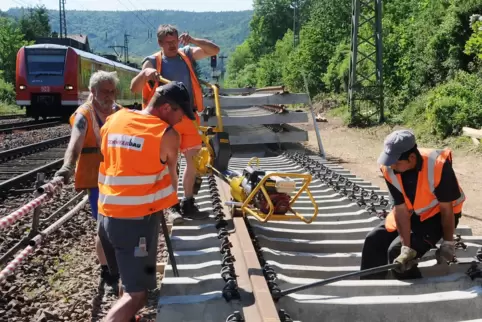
[179, 34, 220, 60]
[394, 203, 412, 248]
[160, 129, 181, 192]
[439, 202, 455, 241]
[130, 60, 156, 93]
[63, 113, 87, 169]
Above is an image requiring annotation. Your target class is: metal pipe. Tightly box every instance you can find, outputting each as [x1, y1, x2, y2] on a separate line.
[0, 193, 50, 230]
[0, 245, 35, 284]
[29, 195, 88, 247]
[0, 176, 65, 230]
[275, 254, 438, 299]
[302, 72, 326, 158]
[41, 191, 85, 222]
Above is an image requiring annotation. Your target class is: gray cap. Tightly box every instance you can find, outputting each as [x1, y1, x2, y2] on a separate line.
[377, 130, 416, 166]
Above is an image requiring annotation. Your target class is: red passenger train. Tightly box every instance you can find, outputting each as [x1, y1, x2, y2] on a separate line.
[15, 44, 141, 120]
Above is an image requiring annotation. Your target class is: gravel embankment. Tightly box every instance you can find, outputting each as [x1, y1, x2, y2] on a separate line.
[0, 171, 168, 321]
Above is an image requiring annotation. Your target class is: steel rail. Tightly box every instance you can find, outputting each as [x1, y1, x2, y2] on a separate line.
[0, 135, 70, 162]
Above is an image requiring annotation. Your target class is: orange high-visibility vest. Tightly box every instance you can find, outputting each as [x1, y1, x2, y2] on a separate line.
[141, 49, 204, 112]
[69, 103, 103, 191]
[69, 103, 123, 191]
[382, 148, 465, 232]
[97, 109, 178, 218]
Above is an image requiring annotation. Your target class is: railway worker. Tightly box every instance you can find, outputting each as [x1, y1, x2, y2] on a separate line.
[54, 70, 121, 289]
[360, 129, 465, 280]
[130, 24, 220, 225]
[97, 81, 194, 322]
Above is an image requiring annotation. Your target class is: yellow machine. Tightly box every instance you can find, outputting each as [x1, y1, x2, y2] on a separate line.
[155, 77, 318, 224]
[156, 76, 232, 177]
[210, 157, 319, 224]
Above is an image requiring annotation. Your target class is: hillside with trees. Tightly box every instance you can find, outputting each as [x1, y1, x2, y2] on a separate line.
[226, 0, 482, 141]
[0, 6, 251, 111]
[5, 8, 252, 79]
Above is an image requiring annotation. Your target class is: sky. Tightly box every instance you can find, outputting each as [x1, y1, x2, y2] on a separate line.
[1, 0, 253, 12]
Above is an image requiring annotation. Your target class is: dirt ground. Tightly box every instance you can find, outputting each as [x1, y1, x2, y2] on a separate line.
[299, 113, 482, 235]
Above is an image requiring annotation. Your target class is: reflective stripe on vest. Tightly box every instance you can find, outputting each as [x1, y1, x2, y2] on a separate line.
[98, 167, 169, 186]
[383, 148, 465, 232]
[97, 109, 178, 218]
[98, 175, 174, 207]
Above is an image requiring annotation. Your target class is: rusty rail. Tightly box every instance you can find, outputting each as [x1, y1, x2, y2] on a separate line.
[215, 176, 281, 322]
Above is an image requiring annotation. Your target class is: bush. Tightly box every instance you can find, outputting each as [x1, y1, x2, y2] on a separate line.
[403, 71, 482, 138]
[0, 76, 15, 104]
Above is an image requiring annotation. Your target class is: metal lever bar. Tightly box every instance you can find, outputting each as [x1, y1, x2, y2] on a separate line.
[160, 212, 179, 277]
[274, 254, 438, 300]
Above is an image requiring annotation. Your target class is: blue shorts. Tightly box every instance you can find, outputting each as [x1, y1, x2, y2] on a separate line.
[86, 188, 99, 220]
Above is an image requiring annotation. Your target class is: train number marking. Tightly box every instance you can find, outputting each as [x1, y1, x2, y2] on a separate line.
[40, 86, 50, 93]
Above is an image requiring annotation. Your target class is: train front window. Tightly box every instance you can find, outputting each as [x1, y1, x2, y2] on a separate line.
[27, 54, 65, 76]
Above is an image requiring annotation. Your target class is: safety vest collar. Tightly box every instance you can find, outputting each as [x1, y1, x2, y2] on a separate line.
[385, 149, 446, 216]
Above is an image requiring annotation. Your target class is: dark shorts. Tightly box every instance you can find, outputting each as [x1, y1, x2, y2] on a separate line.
[97, 212, 161, 293]
[86, 188, 99, 220]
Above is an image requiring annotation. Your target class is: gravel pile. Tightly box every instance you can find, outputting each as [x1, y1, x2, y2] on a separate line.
[0, 124, 71, 152]
[0, 172, 169, 322]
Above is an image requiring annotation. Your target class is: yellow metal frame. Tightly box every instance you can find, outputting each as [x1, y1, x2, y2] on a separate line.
[157, 76, 224, 175]
[239, 158, 319, 224]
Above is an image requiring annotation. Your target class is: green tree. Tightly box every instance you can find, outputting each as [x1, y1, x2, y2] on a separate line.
[19, 5, 51, 41]
[0, 17, 31, 84]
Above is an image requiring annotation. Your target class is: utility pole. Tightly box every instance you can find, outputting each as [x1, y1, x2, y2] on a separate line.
[291, 0, 301, 47]
[59, 0, 67, 38]
[348, 0, 384, 125]
[108, 31, 131, 64]
[124, 31, 131, 64]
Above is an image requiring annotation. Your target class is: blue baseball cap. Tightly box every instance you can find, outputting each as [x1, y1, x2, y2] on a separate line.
[377, 130, 417, 166]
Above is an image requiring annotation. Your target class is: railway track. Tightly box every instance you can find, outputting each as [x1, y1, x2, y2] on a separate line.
[0, 114, 26, 121]
[156, 146, 482, 322]
[0, 119, 63, 134]
[0, 136, 69, 192]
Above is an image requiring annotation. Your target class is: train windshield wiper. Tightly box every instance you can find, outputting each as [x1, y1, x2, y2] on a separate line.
[33, 72, 62, 77]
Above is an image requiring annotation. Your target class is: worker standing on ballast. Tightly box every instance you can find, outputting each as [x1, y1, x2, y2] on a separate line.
[54, 70, 121, 289]
[360, 129, 466, 279]
[130, 24, 220, 224]
[98, 81, 194, 322]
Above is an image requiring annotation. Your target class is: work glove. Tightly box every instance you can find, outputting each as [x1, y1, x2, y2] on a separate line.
[54, 164, 74, 184]
[436, 240, 456, 263]
[393, 246, 417, 273]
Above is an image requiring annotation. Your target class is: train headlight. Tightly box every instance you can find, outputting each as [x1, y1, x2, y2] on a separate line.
[19, 85, 26, 90]
[65, 85, 74, 90]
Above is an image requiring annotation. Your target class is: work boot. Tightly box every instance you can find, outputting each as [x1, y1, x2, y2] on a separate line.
[180, 197, 210, 220]
[165, 204, 184, 225]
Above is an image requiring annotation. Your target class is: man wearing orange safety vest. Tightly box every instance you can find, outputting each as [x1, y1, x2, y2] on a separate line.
[130, 24, 220, 225]
[360, 129, 465, 279]
[97, 81, 194, 322]
[55, 70, 121, 289]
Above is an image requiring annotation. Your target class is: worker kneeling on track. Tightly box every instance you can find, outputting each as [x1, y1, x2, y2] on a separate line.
[97, 81, 194, 322]
[360, 129, 465, 280]
[55, 70, 121, 290]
